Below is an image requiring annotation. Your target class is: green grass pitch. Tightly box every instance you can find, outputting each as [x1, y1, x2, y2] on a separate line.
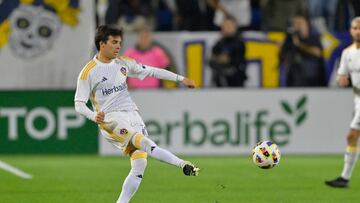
[0, 155, 359, 203]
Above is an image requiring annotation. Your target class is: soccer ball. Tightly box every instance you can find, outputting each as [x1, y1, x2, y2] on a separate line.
[252, 141, 281, 169]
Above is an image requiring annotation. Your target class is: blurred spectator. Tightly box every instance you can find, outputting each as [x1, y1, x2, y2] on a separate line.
[261, 0, 307, 31]
[209, 16, 247, 87]
[123, 27, 170, 88]
[173, 0, 211, 31]
[105, 0, 154, 32]
[308, 0, 338, 32]
[250, 0, 262, 30]
[351, 0, 360, 17]
[155, 0, 173, 31]
[280, 15, 327, 87]
[208, 0, 251, 30]
[335, 0, 353, 32]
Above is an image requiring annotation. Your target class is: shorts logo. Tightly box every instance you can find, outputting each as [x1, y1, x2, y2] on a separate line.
[120, 128, 128, 135]
[120, 67, 127, 76]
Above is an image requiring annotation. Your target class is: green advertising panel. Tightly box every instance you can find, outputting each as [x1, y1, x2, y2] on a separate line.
[0, 91, 98, 154]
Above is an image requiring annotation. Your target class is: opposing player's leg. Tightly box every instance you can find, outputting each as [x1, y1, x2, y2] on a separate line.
[130, 133, 200, 176]
[325, 128, 360, 188]
[117, 151, 147, 203]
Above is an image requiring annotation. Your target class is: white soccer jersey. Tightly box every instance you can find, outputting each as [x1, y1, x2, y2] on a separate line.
[338, 43, 360, 129]
[338, 43, 360, 89]
[74, 55, 183, 115]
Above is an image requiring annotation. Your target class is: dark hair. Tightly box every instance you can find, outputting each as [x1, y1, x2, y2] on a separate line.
[95, 25, 123, 51]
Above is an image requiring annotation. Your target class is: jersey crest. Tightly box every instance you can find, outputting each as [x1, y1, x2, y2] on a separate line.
[120, 67, 127, 76]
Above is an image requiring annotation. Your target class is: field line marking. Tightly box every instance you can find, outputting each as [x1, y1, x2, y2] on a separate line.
[0, 160, 33, 179]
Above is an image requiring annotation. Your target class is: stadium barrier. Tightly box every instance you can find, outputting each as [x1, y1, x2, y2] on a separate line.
[101, 88, 351, 155]
[0, 89, 352, 155]
[0, 91, 98, 154]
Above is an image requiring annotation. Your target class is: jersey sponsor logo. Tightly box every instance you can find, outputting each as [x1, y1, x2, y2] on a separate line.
[101, 82, 127, 96]
[120, 67, 127, 76]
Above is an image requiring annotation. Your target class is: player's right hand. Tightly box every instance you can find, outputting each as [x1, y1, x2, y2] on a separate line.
[182, 78, 196, 88]
[337, 75, 349, 87]
[95, 112, 105, 124]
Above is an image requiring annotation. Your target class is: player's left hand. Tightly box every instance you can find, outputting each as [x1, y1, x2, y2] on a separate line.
[182, 78, 196, 88]
[95, 112, 105, 124]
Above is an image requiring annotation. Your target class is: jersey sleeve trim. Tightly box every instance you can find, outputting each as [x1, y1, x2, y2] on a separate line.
[117, 55, 136, 62]
[80, 60, 97, 80]
[90, 91, 99, 112]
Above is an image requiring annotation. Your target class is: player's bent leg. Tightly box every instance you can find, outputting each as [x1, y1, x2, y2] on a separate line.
[340, 130, 360, 180]
[325, 129, 360, 188]
[117, 151, 147, 203]
[131, 133, 200, 176]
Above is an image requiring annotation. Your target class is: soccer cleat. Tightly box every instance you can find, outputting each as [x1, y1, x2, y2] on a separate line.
[182, 162, 200, 176]
[325, 177, 349, 188]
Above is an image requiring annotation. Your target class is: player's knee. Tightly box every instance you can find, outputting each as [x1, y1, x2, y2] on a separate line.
[132, 133, 157, 152]
[347, 130, 360, 145]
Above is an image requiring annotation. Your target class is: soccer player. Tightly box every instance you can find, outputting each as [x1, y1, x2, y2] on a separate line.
[325, 17, 360, 188]
[74, 25, 199, 203]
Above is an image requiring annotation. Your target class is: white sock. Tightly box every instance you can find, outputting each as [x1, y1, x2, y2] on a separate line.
[136, 135, 185, 168]
[150, 146, 185, 167]
[341, 146, 359, 180]
[117, 158, 147, 203]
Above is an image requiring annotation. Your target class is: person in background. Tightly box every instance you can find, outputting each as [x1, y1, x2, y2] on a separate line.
[280, 15, 327, 87]
[209, 16, 247, 87]
[325, 17, 360, 188]
[124, 27, 170, 89]
[207, 0, 251, 30]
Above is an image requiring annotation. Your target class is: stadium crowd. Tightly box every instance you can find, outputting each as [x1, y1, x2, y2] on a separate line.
[98, 0, 359, 33]
[92, 0, 359, 88]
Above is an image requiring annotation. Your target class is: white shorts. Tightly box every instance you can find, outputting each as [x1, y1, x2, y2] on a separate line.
[350, 98, 360, 130]
[99, 111, 148, 153]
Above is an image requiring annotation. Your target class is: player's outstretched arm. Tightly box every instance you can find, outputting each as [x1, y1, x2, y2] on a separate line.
[181, 78, 196, 88]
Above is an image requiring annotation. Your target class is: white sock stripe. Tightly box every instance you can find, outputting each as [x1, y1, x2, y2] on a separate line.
[0, 160, 32, 179]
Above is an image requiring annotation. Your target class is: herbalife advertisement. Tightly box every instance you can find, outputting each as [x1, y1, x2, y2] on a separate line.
[100, 89, 353, 155]
[0, 91, 98, 154]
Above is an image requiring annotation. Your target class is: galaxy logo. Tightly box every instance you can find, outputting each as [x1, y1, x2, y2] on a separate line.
[120, 128, 128, 135]
[120, 67, 127, 76]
